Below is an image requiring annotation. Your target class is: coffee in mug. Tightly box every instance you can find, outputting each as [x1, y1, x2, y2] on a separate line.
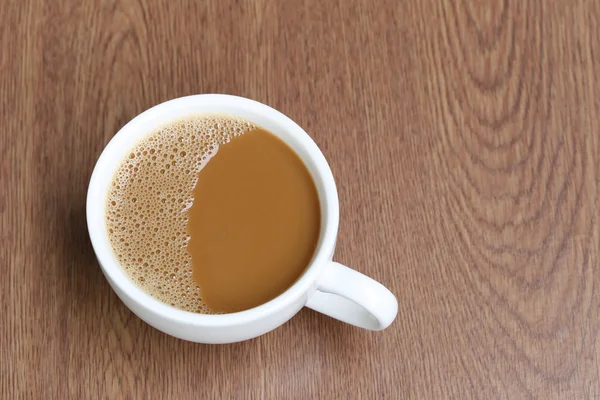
[105, 116, 320, 314]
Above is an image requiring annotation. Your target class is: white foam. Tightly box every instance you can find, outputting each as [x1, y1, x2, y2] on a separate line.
[105, 115, 256, 313]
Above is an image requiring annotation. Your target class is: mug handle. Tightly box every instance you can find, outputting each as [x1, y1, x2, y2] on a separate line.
[305, 262, 398, 330]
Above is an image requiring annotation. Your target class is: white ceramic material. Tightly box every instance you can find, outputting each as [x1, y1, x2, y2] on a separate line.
[87, 94, 398, 343]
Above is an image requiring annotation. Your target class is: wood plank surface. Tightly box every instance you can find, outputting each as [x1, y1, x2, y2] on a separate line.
[2, 0, 599, 398]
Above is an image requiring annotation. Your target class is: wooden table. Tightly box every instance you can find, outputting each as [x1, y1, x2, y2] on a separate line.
[2, 0, 599, 398]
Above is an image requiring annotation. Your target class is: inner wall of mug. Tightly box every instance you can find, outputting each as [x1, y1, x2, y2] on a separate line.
[87, 95, 339, 317]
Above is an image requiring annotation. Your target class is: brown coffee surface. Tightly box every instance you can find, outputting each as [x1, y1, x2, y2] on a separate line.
[106, 116, 320, 314]
[187, 128, 321, 313]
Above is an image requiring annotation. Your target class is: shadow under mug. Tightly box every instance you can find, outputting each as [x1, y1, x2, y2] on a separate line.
[87, 94, 398, 344]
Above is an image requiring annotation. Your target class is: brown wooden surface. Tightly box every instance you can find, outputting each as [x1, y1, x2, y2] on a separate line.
[2, 0, 600, 398]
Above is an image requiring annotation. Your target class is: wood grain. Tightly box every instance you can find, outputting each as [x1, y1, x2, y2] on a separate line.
[2, 0, 599, 398]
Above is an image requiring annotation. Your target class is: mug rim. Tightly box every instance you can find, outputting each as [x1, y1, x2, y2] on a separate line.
[86, 94, 339, 327]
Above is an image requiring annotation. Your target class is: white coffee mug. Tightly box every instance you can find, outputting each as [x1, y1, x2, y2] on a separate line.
[87, 94, 398, 343]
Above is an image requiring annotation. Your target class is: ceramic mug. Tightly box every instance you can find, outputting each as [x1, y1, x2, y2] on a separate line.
[87, 94, 398, 343]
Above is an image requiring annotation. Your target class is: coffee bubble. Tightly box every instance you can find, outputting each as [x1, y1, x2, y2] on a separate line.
[106, 115, 257, 313]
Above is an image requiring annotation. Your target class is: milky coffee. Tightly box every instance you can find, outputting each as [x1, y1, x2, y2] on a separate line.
[106, 116, 320, 314]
